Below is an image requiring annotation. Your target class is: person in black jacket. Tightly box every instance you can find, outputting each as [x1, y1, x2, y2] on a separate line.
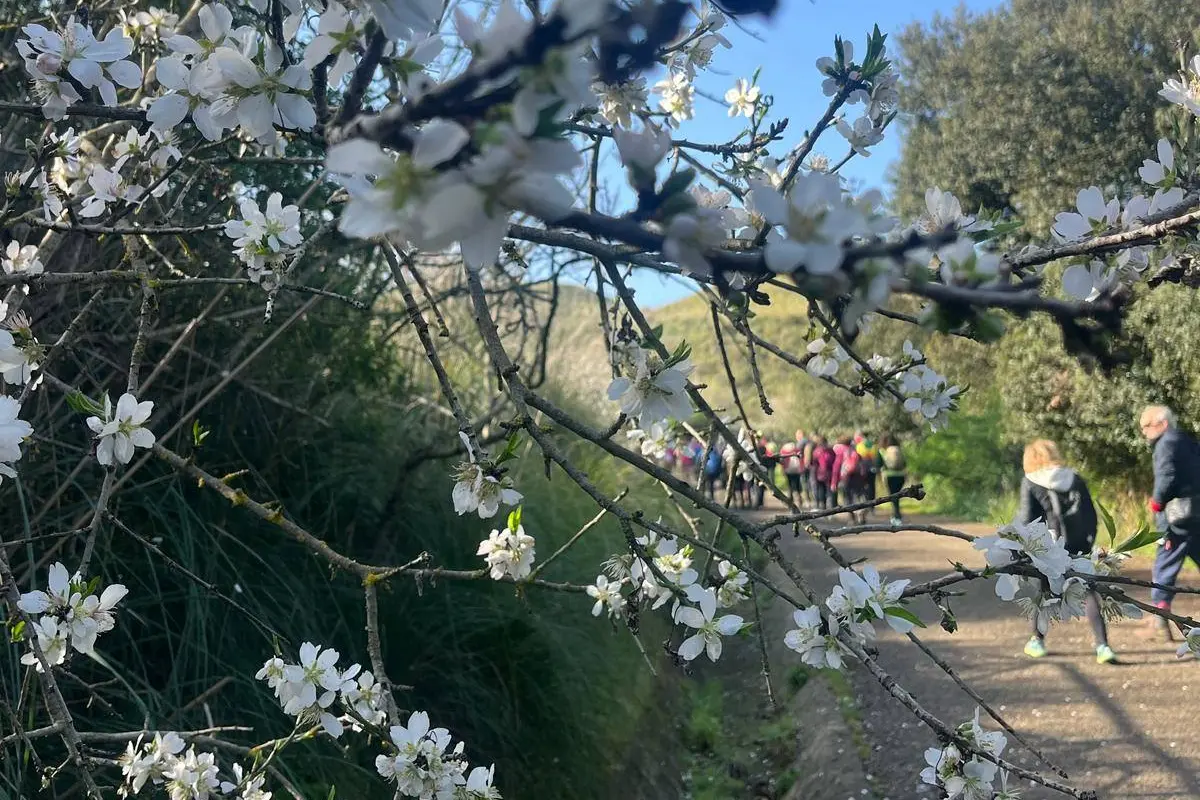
[1140, 405, 1200, 641]
[1014, 439, 1116, 664]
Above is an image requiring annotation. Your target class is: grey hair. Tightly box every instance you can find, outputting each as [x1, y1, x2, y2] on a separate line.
[1144, 405, 1176, 427]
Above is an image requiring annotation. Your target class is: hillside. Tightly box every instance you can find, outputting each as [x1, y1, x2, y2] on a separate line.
[647, 286, 993, 439]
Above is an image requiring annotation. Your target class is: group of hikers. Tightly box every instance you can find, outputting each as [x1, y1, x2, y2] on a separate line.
[665, 429, 909, 524]
[655, 405, 1200, 668]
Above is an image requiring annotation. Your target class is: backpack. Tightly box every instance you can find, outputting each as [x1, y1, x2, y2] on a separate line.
[882, 445, 906, 472]
[813, 447, 834, 482]
[855, 446, 875, 478]
[704, 449, 724, 477]
[840, 448, 861, 480]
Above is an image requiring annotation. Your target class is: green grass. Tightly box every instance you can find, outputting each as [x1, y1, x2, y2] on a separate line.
[680, 679, 801, 800]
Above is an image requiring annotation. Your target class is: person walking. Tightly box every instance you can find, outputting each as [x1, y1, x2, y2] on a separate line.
[702, 443, 723, 501]
[780, 440, 805, 507]
[855, 432, 881, 516]
[1015, 439, 1116, 664]
[879, 434, 907, 525]
[756, 433, 778, 508]
[810, 435, 835, 510]
[1140, 405, 1200, 641]
[795, 429, 812, 506]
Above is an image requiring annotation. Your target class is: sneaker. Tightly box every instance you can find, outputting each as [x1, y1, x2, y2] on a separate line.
[1023, 638, 1047, 659]
[1095, 644, 1117, 664]
[890, 517, 902, 527]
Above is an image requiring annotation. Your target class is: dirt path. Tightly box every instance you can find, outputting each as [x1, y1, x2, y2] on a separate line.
[767, 512, 1200, 800]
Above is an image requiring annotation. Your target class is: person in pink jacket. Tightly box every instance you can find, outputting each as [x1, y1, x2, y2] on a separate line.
[830, 436, 853, 508]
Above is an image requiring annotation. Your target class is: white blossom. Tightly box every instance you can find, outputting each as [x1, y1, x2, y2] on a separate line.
[219, 763, 272, 800]
[673, 587, 744, 662]
[0, 396, 33, 482]
[835, 115, 884, 156]
[587, 574, 626, 618]
[367, 0, 442, 41]
[264, 642, 358, 738]
[302, 2, 365, 85]
[375, 710, 470, 798]
[86, 392, 156, 466]
[654, 71, 694, 124]
[816, 39, 856, 96]
[2, 241, 44, 276]
[716, 560, 749, 607]
[805, 338, 846, 378]
[606, 346, 694, 426]
[974, 519, 1072, 592]
[163, 747, 221, 800]
[750, 173, 865, 275]
[18, 617, 69, 672]
[1061, 260, 1114, 302]
[1052, 187, 1120, 242]
[663, 211, 728, 276]
[18, 562, 128, 662]
[724, 78, 760, 118]
[595, 79, 648, 128]
[1178, 627, 1200, 660]
[1159, 55, 1200, 117]
[917, 187, 992, 235]
[450, 456, 522, 520]
[783, 605, 844, 670]
[899, 364, 960, 430]
[118, 732, 186, 795]
[477, 524, 536, 581]
[1138, 138, 1175, 187]
[17, 19, 143, 117]
[836, 564, 915, 633]
[613, 124, 673, 175]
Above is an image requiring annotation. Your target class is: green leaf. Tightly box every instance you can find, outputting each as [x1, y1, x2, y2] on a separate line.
[507, 506, 523, 533]
[884, 606, 927, 628]
[192, 420, 211, 448]
[495, 432, 522, 466]
[1114, 524, 1163, 554]
[66, 390, 103, 416]
[9, 619, 25, 643]
[1095, 500, 1116, 547]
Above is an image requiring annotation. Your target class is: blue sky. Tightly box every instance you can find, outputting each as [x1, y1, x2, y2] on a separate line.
[623, 0, 1004, 307]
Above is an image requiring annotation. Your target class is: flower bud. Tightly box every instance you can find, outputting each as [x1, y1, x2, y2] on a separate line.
[35, 52, 62, 75]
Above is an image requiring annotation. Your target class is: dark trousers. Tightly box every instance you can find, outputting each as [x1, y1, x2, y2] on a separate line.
[1151, 531, 1200, 605]
[885, 475, 905, 519]
[813, 481, 828, 510]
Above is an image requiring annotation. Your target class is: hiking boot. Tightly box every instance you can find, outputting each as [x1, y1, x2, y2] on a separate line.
[1023, 637, 1047, 658]
[1140, 614, 1176, 642]
[1095, 644, 1117, 664]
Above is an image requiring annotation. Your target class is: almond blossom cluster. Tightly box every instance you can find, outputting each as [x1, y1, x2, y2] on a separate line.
[376, 711, 500, 799]
[17, 18, 143, 119]
[477, 514, 537, 581]
[17, 562, 128, 671]
[783, 564, 918, 670]
[255, 642, 386, 738]
[921, 710, 1016, 800]
[223, 190, 303, 288]
[975, 519, 1145, 636]
[118, 732, 276, 800]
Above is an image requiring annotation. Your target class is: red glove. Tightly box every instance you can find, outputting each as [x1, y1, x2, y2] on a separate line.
[1149, 498, 1163, 514]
